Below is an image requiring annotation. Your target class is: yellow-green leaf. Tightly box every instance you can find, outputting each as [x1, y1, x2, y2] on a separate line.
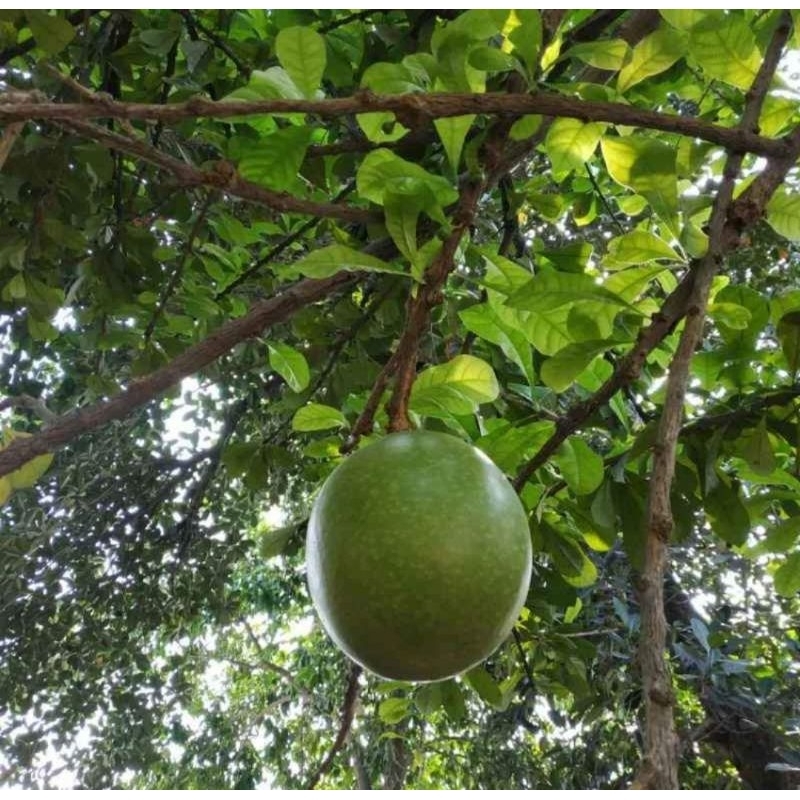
[766, 188, 800, 242]
[267, 342, 310, 393]
[275, 26, 326, 98]
[291, 403, 347, 432]
[689, 13, 761, 90]
[26, 10, 74, 54]
[282, 244, 407, 280]
[410, 355, 499, 418]
[545, 118, 605, 180]
[567, 38, 629, 71]
[618, 26, 687, 92]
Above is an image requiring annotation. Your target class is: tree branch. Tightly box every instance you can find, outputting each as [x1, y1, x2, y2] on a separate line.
[305, 663, 362, 790]
[144, 191, 214, 342]
[633, 13, 792, 790]
[0, 272, 357, 479]
[513, 128, 800, 492]
[178, 11, 251, 77]
[0, 90, 791, 159]
[56, 117, 375, 225]
[0, 394, 57, 424]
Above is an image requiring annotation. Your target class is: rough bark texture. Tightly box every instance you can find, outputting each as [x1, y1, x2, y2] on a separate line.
[0, 90, 788, 159]
[631, 14, 793, 788]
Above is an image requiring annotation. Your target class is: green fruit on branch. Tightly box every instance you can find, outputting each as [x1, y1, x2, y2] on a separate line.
[306, 431, 532, 682]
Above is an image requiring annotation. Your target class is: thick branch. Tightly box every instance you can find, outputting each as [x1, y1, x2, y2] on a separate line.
[633, 14, 792, 790]
[0, 90, 791, 159]
[57, 118, 375, 225]
[0, 273, 356, 479]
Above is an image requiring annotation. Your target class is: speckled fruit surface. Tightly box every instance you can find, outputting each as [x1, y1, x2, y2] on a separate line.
[306, 431, 532, 681]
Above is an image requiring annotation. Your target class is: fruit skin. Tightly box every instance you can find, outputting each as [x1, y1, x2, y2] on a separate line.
[306, 431, 532, 682]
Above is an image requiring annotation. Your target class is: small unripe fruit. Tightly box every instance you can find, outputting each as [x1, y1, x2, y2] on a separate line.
[306, 431, 532, 681]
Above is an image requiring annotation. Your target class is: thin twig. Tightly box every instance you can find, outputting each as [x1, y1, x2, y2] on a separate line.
[144, 191, 214, 342]
[179, 11, 251, 77]
[217, 181, 357, 299]
[305, 663, 362, 790]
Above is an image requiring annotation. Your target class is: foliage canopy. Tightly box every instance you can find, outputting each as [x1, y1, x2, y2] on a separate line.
[0, 8, 799, 790]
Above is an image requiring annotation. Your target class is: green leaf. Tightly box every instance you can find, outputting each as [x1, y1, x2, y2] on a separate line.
[748, 516, 800, 557]
[275, 26, 326, 98]
[356, 112, 408, 144]
[478, 248, 533, 295]
[357, 149, 458, 210]
[602, 230, 680, 270]
[361, 61, 422, 94]
[468, 46, 518, 72]
[545, 118, 605, 180]
[766, 188, 800, 242]
[476, 420, 555, 474]
[705, 480, 751, 546]
[283, 244, 407, 279]
[541, 340, 612, 393]
[708, 302, 752, 331]
[292, 403, 347, 432]
[222, 442, 259, 477]
[507, 10, 542, 73]
[554, 438, 604, 496]
[440, 679, 467, 722]
[414, 682, 443, 714]
[509, 115, 543, 141]
[26, 11, 75, 54]
[566, 39, 629, 71]
[410, 355, 500, 418]
[738, 418, 776, 476]
[225, 67, 304, 102]
[538, 242, 593, 273]
[237, 126, 313, 192]
[378, 696, 411, 725]
[259, 525, 296, 559]
[3, 273, 26, 300]
[774, 552, 800, 597]
[434, 115, 475, 172]
[384, 190, 421, 268]
[0, 431, 54, 494]
[604, 266, 668, 303]
[617, 27, 687, 92]
[540, 522, 597, 587]
[758, 94, 798, 138]
[459, 303, 535, 386]
[506, 271, 628, 314]
[714, 285, 770, 346]
[465, 667, 503, 708]
[267, 342, 310, 393]
[689, 13, 761, 90]
[777, 310, 800, 375]
[601, 136, 678, 227]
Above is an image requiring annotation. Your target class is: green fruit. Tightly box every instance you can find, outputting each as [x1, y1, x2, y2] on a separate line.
[306, 431, 532, 681]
